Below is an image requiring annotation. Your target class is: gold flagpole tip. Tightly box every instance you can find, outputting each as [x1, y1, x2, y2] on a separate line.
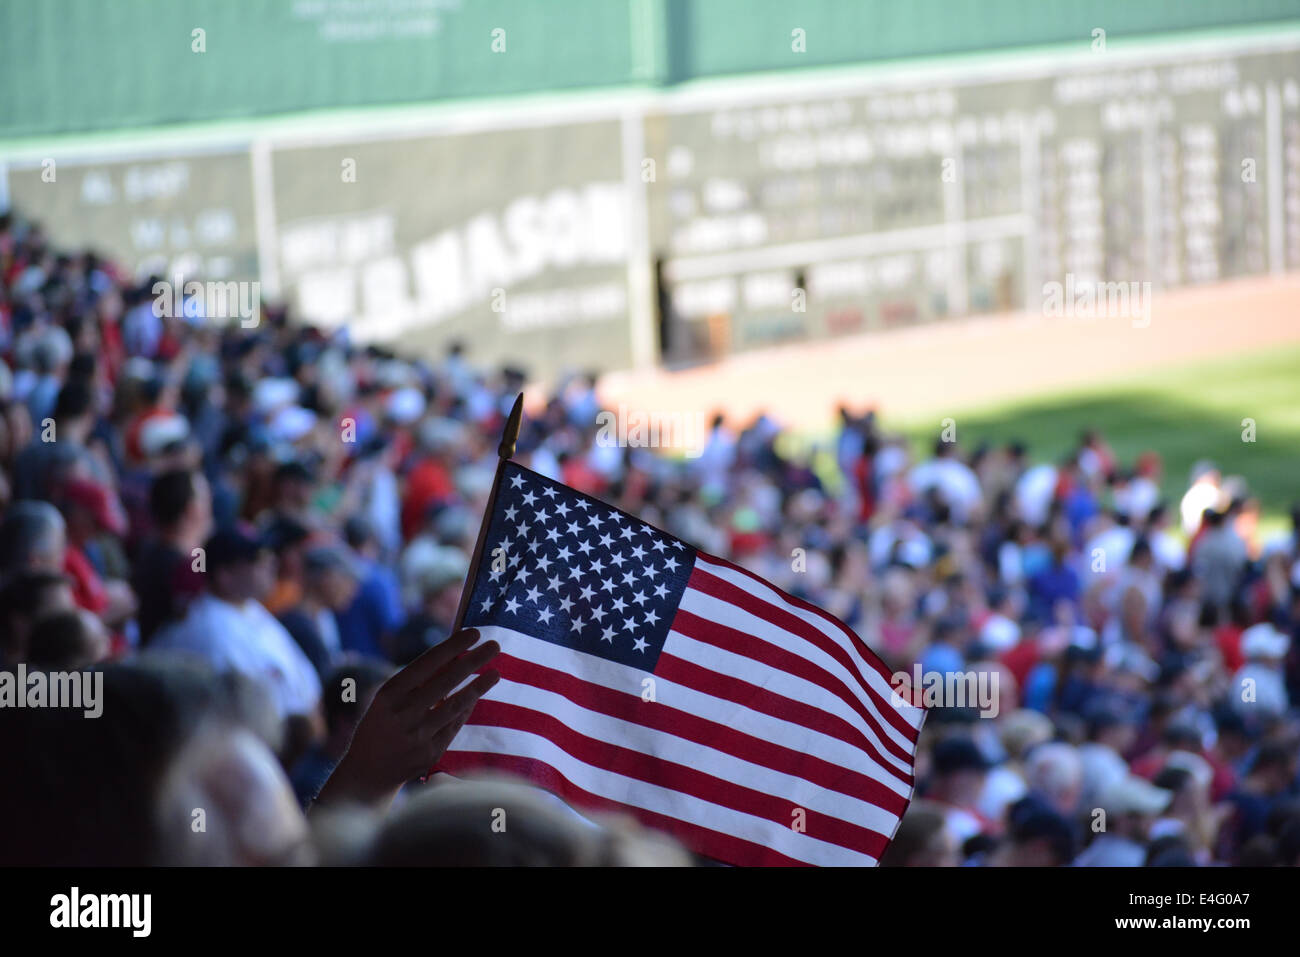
[498, 392, 524, 460]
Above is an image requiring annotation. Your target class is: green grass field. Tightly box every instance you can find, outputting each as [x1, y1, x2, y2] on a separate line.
[890, 343, 1300, 526]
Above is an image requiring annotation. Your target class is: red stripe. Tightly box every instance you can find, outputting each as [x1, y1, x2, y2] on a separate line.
[488, 650, 909, 816]
[655, 649, 914, 789]
[688, 563, 919, 745]
[696, 552, 921, 735]
[670, 606, 912, 778]
[437, 750, 811, 866]
[456, 697, 894, 861]
[674, 588, 916, 767]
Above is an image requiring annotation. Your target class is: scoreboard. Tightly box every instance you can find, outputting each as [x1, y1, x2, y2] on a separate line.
[4, 30, 1300, 378]
[645, 39, 1300, 361]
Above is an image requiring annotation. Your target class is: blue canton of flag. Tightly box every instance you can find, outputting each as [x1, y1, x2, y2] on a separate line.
[463, 462, 694, 670]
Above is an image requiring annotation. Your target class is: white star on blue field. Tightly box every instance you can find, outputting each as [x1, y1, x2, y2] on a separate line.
[464, 462, 695, 668]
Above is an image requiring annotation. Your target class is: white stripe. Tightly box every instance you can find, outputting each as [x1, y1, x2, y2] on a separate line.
[678, 585, 918, 759]
[448, 723, 878, 866]
[486, 674, 902, 838]
[474, 625, 912, 799]
[694, 555, 925, 730]
[666, 627, 912, 780]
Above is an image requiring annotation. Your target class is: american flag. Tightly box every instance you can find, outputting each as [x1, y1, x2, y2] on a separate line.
[438, 460, 925, 866]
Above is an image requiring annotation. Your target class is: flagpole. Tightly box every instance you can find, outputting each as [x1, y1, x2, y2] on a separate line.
[450, 391, 524, 633]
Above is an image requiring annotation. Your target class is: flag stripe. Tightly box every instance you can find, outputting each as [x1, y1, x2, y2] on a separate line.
[676, 585, 917, 762]
[444, 722, 879, 865]
[654, 645, 913, 790]
[695, 553, 924, 735]
[665, 618, 914, 784]
[686, 563, 920, 747]
[469, 692, 898, 857]
[462, 625, 913, 803]
[437, 749, 813, 866]
[484, 655, 906, 827]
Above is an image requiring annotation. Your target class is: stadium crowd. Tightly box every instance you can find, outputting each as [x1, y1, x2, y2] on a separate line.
[0, 208, 1298, 867]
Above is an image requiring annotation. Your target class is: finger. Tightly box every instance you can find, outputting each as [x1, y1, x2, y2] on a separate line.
[385, 628, 480, 701]
[400, 640, 500, 717]
[420, 669, 500, 735]
[425, 673, 499, 760]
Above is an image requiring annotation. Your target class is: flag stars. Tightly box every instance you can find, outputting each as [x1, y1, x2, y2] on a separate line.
[524, 584, 542, 604]
[537, 607, 554, 625]
[632, 636, 648, 653]
[601, 626, 617, 643]
[509, 474, 524, 489]
[521, 490, 538, 506]
[504, 596, 521, 614]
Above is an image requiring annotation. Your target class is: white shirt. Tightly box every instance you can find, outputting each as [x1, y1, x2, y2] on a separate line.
[152, 594, 322, 719]
[1015, 464, 1058, 526]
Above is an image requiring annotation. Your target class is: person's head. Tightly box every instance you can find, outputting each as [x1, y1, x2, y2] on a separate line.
[0, 500, 67, 576]
[0, 659, 309, 865]
[52, 378, 94, 432]
[301, 545, 361, 612]
[414, 548, 469, 627]
[26, 607, 110, 670]
[1024, 742, 1084, 818]
[271, 460, 315, 512]
[204, 527, 273, 604]
[54, 477, 127, 545]
[929, 737, 991, 805]
[1246, 742, 1296, 796]
[995, 796, 1075, 866]
[342, 514, 378, 559]
[0, 569, 76, 663]
[362, 776, 690, 866]
[1098, 774, 1172, 841]
[879, 800, 958, 866]
[149, 468, 212, 543]
[320, 659, 392, 756]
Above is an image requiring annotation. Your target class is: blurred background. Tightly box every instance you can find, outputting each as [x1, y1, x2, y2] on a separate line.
[3, 1, 1300, 868]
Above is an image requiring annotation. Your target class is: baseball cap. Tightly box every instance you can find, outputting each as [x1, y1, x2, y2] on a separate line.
[1099, 774, 1172, 816]
[932, 737, 993, 775]
[203, 525, 267, 570]
[56, 478, 128, 537]
[1240, 622, 1290, 659]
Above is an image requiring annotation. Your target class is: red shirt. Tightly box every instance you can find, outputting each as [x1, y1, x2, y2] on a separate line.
[64, 546, 108, 615]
